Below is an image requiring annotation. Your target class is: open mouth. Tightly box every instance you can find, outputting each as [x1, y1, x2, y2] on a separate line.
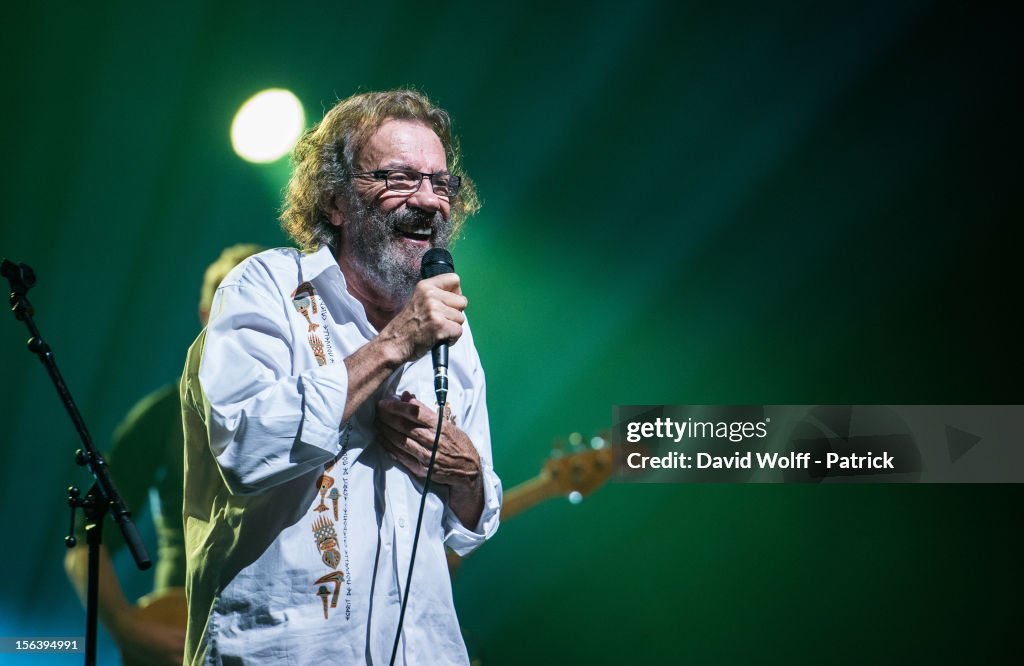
[395, 225, 432, 242]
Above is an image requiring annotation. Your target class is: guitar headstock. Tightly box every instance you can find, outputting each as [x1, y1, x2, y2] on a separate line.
[541, 430, 613, 499]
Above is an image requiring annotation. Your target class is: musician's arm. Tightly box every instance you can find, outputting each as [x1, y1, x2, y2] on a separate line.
[64, 545, 185, 665]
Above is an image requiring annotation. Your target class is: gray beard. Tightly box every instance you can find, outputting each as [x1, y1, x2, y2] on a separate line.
[343, 192, 454, 303]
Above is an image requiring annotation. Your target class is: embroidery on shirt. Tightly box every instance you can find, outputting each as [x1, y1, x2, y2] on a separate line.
[291, 282, 320, 332]
[317, 296, 336, 364]
[312, 516, 341, 569]
[292, 281, 337, 367]
[329, 487, 340, 520]
[315, 473, 334, 513]
[340, 431, 352, 620]
[436, 400, 457, 427]
[314, 571, 344, 619]
[309, 426, 350, 619]
[308, 333, 327, 367]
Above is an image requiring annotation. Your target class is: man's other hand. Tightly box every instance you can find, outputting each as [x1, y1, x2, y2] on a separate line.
[376, 391, 484, 527]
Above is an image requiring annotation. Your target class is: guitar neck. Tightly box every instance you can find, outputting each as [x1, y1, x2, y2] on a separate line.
[500, 475, 557, 521]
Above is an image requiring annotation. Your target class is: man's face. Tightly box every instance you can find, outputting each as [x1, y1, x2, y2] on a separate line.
[334, 119, 454, 301]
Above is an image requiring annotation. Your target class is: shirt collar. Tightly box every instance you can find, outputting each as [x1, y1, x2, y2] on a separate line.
[299, 245, 344, 285]
[301, 244, 379, 336]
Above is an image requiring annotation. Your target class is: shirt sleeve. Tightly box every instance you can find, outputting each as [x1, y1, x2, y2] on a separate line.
[195, 267, 348, 496]
[442, 330, 502, 556]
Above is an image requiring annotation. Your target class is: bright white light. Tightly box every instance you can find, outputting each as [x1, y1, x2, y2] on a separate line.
[231, 89, 305, 163]
[568, 491, 583, 505]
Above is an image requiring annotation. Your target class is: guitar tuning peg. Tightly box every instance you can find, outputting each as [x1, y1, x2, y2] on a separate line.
[590, 435, 607, 450]
[567, 491, 583, 505]
[567, 432, 583, 450]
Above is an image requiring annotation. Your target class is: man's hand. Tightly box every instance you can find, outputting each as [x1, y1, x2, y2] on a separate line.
[376, 391, 484, 528]
[378, 273, 467, 363]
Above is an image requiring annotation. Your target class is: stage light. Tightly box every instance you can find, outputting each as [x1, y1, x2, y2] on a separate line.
[231, 89, 304, 163]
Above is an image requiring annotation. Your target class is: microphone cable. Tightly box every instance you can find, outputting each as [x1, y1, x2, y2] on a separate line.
[389, 403, 445, 666]
[390, 247, 456, 664]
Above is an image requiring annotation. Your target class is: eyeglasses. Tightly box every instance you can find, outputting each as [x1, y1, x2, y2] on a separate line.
[351, 169, 461, 199]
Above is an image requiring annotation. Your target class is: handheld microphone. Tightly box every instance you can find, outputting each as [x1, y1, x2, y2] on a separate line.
[419, 248, 455, 407]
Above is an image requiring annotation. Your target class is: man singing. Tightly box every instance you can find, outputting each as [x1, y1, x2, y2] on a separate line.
[181, 89, 501, 665]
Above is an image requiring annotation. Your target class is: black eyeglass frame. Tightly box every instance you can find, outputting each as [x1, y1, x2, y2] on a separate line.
[351, 169, 462, 198]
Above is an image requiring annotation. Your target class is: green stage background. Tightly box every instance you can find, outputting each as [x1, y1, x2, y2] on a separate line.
[1, 1, 1020, 664]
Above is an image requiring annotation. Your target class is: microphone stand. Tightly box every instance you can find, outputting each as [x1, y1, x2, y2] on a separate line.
[2, 258, 151, 666]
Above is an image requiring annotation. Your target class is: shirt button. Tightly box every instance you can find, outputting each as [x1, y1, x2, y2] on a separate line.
[398, 517, 407, 528]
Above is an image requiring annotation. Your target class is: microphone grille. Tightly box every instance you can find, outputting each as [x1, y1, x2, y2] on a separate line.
[420, 248, 455, 279]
